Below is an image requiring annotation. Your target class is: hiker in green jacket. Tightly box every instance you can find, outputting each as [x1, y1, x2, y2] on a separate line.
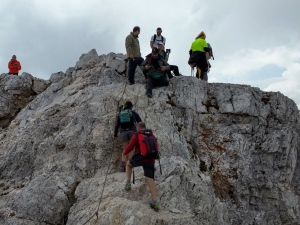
[188, 31, 209, 80]
[125, 26, 144, 85]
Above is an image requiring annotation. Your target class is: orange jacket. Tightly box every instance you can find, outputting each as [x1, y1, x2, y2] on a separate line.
[8, 60, 21, 73]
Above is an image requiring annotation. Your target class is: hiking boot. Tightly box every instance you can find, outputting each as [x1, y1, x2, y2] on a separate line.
[124, 183, 131, 191]
[150, 202, 159, 211]
[146, 92, 152, 98]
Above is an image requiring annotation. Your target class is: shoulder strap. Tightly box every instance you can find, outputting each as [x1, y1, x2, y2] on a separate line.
[153, 34, 156, 43]
[161, 35, 165, 44]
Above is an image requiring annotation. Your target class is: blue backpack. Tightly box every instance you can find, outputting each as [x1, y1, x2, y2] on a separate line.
[120, 109, 134, 128]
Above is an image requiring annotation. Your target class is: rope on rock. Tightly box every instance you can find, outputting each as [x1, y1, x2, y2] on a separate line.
[82, 81, 128, 225]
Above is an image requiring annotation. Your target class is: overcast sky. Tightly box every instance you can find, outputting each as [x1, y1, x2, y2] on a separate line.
[1, 0, 300, 107]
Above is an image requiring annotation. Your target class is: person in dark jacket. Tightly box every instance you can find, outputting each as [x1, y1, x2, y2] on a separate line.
[114, 101, 142, 171]
[123, 122, 159, 211]
[140, 47, 170, 98]
[188, 31, 209, 80]
[157, 42, 180, 79]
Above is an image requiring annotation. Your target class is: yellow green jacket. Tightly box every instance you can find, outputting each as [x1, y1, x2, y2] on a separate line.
[190, 38, 208, 52]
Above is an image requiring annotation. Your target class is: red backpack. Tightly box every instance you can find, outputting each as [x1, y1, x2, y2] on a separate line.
[137, 129, 159, 159]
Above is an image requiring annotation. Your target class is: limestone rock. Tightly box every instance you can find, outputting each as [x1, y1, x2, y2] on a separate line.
[0, 72, 49, 128]
[0, 50, 299, 225]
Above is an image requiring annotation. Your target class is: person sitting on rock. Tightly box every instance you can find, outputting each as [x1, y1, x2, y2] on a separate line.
[123, 122, 159, 211]
[157, 41, 181, 79]
[114, 101, 142, 172]
[141, 47, 170, 98]
[8, 55, 22, 75]
[188, 31, 209, 80]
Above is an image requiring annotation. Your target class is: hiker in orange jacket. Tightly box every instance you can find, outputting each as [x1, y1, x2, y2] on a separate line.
[8, 55, 22, 75]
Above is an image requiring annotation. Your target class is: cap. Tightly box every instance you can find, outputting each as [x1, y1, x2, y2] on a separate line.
[152, 47, 159, 54]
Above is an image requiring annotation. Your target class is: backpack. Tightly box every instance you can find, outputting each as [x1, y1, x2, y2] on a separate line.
[137, 129, 159, 159]
[207, 43, 214, 60]
[119, 109, 134, 129]
[153, 34, 165, 45]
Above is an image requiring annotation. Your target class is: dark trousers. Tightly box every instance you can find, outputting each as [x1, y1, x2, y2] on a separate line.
[128, 57, 144, 83]
[146, 76, 169, 95]
[8, 72, 18, 75]
[166, 65, 179, 78]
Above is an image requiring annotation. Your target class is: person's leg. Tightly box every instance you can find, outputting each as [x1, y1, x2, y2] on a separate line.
[128, 58, 138, 84]
[126, 161, 133, 182]
[146, 177, 157, 201]
[156, 77, 169, 87]
[202, 72, 208, 81]
[146, 76, 154, 97]
[170, 65, 180, 76]
[196, 67, 201, 79]
[166, 70, 173, 79]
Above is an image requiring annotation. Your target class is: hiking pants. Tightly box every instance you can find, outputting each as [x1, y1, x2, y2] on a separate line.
[146, 76, 169, 95]
[128, 57, 144, 83]
[166, 65, 179, 78]
[196, 67, 208, 81]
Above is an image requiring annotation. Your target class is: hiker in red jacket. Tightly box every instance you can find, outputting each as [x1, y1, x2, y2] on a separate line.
[8, 55, 22, 75]
[122, 122, 159, 211]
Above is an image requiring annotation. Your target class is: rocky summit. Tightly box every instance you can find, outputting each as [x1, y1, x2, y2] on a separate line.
[0, 49, 299, 225]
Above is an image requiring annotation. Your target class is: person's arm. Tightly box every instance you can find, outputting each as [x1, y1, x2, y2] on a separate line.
[161, 59, 170, 71]
[140, 58, 149, 71]
[134, 111, 142, 123]
[113, 115, 120, 137]
[18, 61, 21, 71]
[123, 134, 138, 156]
[150, 35, 154, 49]
[125, 35, 134, 58]
[8, 61, 14, 71]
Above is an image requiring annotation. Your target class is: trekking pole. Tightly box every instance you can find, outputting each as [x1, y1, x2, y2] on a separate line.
[132, 168, 135, 184]
[158, 158, 162, 175]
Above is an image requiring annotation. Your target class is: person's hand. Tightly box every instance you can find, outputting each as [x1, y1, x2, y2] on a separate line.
[145, 64, 150, 70]
[161, 66, 166, 71]
[130, 54, 134, 60]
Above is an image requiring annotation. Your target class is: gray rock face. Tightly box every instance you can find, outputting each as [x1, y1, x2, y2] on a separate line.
[0, 49, 299, 225]
[0, 73, 50, 128]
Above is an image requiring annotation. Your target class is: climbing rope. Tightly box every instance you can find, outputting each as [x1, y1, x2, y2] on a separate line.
[82, 81, 128, 225]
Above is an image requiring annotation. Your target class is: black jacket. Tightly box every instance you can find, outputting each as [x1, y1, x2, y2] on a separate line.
[140, 53, 170, 78]
[114, 110, 142, 137]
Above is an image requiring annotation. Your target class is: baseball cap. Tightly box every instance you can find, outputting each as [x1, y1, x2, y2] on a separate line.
[152, 47, 159, 54]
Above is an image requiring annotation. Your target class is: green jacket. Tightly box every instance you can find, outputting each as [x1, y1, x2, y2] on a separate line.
[190, 38, 208, 52]
[125, 32, 141, 57]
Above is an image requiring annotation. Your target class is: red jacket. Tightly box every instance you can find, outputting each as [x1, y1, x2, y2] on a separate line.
[8, 60, 21, 74]
[123, 132, 155, 163]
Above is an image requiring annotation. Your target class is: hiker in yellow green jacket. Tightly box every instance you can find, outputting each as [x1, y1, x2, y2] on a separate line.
[188, 31, 209, 80]
[125, 26, 144, 85]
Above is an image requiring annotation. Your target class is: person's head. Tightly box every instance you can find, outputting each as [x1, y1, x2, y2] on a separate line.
[11, 55, 17, 61]
[124, 100, 133, 109]
[132, 26, 140, 36]
[157, 41, 164, 51]
[151, 47, 159, 58]
[156, 27, 162, 36]
[196, 31, 206, 40]
[137, 122, 146, 131]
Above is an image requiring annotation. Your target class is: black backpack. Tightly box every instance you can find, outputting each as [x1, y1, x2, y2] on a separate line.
[153, 34, 165, 45]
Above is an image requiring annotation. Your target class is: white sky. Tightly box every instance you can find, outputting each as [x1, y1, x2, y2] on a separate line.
[1, 0, 300, 107]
